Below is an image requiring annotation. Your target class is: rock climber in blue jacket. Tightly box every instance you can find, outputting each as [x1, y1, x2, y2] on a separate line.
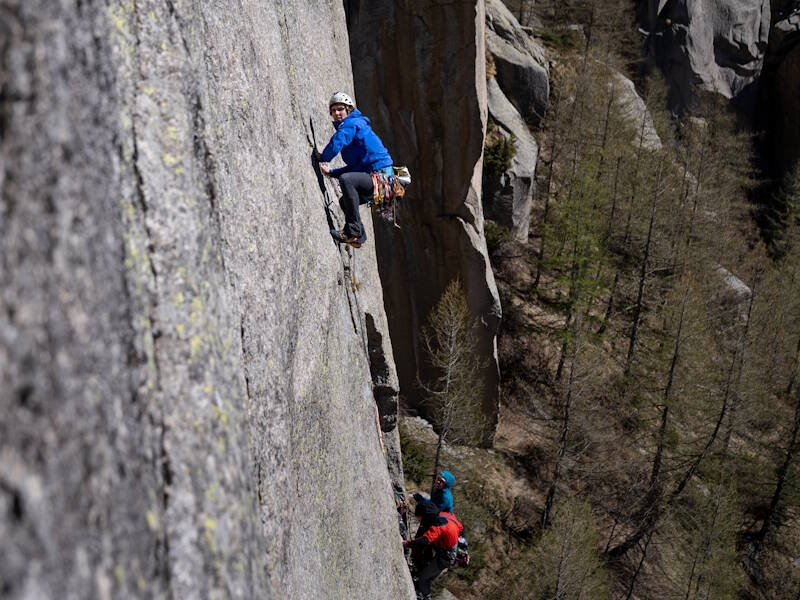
[318, 91, 393, 248]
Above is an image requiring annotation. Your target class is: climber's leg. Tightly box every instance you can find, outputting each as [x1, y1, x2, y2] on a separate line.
[337, 171, 373, 243]
[416, 552, 449, 597]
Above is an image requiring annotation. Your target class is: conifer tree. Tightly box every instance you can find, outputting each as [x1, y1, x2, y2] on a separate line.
[763, 163, 800, 259]
[419, 280, 487, 493]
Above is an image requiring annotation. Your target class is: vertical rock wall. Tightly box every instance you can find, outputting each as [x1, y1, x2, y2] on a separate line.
[640, 0, 772, 110]
[344, 0, 501, 443]
[0, 1, 414, 599]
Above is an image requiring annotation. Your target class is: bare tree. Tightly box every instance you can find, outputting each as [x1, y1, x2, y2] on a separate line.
[419, 280, 487, 493]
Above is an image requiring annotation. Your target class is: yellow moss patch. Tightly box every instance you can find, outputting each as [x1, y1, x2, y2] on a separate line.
[113, 565, 126, 587]
[190, 335, 202, 358]
[162, 153, 181, 167]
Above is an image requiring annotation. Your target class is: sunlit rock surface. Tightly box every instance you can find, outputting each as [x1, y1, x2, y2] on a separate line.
[0, 2, 414, 598]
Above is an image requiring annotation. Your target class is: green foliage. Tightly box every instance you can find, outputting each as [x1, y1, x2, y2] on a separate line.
[762, 163, 800, 259]
[399, 429, 433, 487]
[484, 118, 518, 179]
[484, 219, 512, 255]
[478, 501, 611, 600]
[465, 4, 800, 598]
[673, 482, 743, 600]
[534, 27, 582, 52]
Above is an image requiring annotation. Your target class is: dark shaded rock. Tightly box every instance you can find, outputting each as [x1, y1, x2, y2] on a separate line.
[345, 0, 502, 444]
[763, 1, 800, 171]
[0, 2, 414, 598]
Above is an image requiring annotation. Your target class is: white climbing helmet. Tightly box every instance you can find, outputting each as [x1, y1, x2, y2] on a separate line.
[329, 91, 355, 110]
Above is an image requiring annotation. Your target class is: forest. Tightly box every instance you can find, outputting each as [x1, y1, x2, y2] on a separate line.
[401, 1, 800, 598]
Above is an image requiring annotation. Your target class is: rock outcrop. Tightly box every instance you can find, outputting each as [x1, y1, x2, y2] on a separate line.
[640, 0, 772, 110]
[344, 0, 502, 443]
[486, 0, 550, 124]
[485, 77, 540, 241]
[0, 2, 414, 599]
[609, 70, 663, 151]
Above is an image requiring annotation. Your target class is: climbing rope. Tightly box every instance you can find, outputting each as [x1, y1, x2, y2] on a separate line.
[307, 117, 371, 367]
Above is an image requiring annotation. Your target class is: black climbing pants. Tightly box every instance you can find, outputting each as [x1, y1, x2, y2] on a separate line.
[416, 551, 451, 597]
[337, 171, 373, 242]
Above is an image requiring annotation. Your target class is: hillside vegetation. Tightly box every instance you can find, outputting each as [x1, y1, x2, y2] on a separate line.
[404, 1, 800, 598]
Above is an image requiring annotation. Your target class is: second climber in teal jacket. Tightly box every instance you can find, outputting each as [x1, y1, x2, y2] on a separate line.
[318, 91, 393, 248]
[431, 470, 455, 514]
[414, 470, 456, 514]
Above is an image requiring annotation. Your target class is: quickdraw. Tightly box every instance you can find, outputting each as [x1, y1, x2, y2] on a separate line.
[371, 172, 406, 224]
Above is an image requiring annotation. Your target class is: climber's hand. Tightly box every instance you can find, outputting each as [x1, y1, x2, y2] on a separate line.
[320, 163, 330, 176]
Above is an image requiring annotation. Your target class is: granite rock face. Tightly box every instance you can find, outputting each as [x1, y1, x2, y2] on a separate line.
[344, 0, 502, 443]
[0, 2, 414, 599]
[486, 0, 550, 124]
[609, 71, 663, 151]
[485, 77, 539, 241]
[641, 0, 772, 110]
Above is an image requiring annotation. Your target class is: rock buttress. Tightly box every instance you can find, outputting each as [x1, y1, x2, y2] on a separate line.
[0, 1, 414, 598]
[345, 0, 502, 444]
[641, 0, 771, 111]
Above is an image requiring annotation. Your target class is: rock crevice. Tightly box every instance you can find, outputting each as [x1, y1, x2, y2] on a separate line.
[345, 0, 502, 443]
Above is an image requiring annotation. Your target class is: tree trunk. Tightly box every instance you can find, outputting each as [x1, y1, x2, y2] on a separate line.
[431, 431, 444, 497]
[597, 269, 618, 336]
[672, 288, 754, 499]
[556, 235, 580, 381]
[625, 164, 662, 377]
[594, 86, 616, 187]
[622, 107, 650, 249]
[623, 530, 654, 600]
[605, 156, 623, 240]
[543, 344, 578, 528]
[534, 101, 562, 289]
[749, 364, 800, 560]
[609, 289, 687, 558]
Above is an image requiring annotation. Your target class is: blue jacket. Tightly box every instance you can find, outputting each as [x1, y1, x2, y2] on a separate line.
[431, 470, 455, 514]
[319, 109, 393, 177]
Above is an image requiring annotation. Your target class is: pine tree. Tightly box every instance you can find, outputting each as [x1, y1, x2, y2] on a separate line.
[530, 500, 610, 600]
[763, 163, 800, 259]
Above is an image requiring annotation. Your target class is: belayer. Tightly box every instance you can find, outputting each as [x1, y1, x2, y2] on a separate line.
[317, 91, 394, 248]
[404, 498, 463, 600]
[430, 470, 455, 514]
